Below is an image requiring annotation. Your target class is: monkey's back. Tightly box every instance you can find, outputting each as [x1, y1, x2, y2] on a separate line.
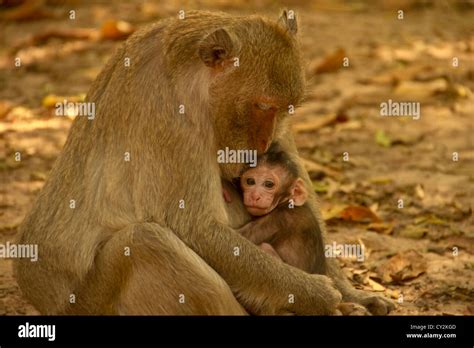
[268, 205, 327, 275]
[14, 10, 304, 314]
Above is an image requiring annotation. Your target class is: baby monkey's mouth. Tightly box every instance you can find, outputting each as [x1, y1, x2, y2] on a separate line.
[245, 205, 272, 217]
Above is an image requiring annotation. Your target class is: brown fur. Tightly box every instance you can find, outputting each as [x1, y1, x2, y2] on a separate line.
[237, 147, 326, 274]
[239, 204, 327, 275]
[14, 10, 393, 316]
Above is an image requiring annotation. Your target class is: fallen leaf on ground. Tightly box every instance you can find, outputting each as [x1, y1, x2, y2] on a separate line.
[415, 184, 425, 199]
[369, 176, 393, 185]
[368, 222, 394, 234]
[0, 0, 50, 21]
[385, 288, 401, 299]
[377, 250, 428, 284]
[312, 48, 346, 74]
[415, 215, 449, 226]
[42, 94, 86, 108]
[367, 278, 386, 292]
[340, 206, 381, 223]
[399, 225, 428, 239]
[394, 78, 448, 99]
[312, 181, 329, 193]
[322, 204, 347, 221]
[323, 204, 381, 223]
[30, 171, 47, 181]
[375, 130, 392, 147]
[292, 113, 347, 133]
[0, 101, 15, 120]
[11, 28, 98, 54]
[301, 158, 342, 180]
[100, 20, 135, 40]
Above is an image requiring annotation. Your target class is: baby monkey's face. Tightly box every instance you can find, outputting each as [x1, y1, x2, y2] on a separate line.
[240, 164, 290, 216]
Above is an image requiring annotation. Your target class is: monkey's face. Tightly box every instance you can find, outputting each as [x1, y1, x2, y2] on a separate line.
[210, 53, 305, 156]
[200, 20, 305, 179]
[240, 165, 290, 216]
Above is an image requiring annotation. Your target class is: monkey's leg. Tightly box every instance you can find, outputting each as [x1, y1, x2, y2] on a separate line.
[68, 223, 247, 315]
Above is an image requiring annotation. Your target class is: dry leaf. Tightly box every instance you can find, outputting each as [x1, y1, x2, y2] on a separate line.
[0, 101, 15, 120]
[367, 222, 394, 234]
[399, 225, 428, 239]
[321, 204, 347, 221]
[292, 113, 339, 133]
[0, 0, 49, 21]
[367, 278, 386, 292]
[352, 269, 368, 275]
[394, 79, 448, 99]
[323, 205, 381, 224]
[375, 130, 391, 147]
[301, 158, 342, 180]
[339, 205, 381, 223]
[100, 20, 135, 40]
[385, 288, 401, 299]
[377, 250, 427, 284]
[415, 215, 449, 226]
[293, 114, 347, 133]
[42, 94, 86, 108]
[369, 176, 393, 185]
[312, 181, 329, 193]
[10, 28, 98, 54]
[313, 48, 346, 74]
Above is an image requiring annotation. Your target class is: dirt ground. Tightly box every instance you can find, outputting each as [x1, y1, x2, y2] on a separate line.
[0, 0, 473, 315]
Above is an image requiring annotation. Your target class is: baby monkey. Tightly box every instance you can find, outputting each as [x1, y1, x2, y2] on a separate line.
[238, 143, 326, 275]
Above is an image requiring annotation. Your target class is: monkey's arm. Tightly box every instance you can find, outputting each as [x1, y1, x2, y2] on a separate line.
[156, 159, 340, 315]
[176, 214, 340, 315]
[275, 124, 394, 315]
[237, 214, 279, 245]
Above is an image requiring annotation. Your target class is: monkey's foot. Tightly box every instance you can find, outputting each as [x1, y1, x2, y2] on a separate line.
[345, 290, 395, 316]
[337, 302, 371, 316]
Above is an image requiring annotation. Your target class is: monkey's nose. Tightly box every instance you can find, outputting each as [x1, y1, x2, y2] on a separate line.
[250, 193, 260, 203]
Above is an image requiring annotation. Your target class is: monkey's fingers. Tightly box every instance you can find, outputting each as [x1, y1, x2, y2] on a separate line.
[358, 294, 396, 316]
[337, 302, 371, 316]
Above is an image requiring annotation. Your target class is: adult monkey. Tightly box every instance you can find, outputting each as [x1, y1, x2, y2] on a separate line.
[15, 10, 393, 315]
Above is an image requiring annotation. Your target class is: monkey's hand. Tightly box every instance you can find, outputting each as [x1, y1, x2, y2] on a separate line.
[236, 224, 255, 241]
[271, 273, 342, 316]
[236, 216, 278, 245]
[343, 289, 395, 315]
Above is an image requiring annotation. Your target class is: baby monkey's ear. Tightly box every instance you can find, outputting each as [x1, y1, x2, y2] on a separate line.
[291, 178, 307, 206]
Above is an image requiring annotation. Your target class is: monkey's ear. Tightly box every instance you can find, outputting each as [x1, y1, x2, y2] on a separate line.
[292, 178, 307, 206]
[277, 10, 298, 35]
[198, 28, 237, 68]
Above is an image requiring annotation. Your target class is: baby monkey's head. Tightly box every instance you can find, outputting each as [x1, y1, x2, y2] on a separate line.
[240, 143, 307, 216]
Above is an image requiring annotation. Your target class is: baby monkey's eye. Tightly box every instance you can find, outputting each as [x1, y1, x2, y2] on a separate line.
[264, 181, 275, 188]
[246, 178, 256, 185]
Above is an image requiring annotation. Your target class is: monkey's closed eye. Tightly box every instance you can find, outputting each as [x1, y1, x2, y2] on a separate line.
[255, 103, 279, 112]
[246, 178, 256, 185]
[255, 102, 271, 111]
[264, 181, 275, 188]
